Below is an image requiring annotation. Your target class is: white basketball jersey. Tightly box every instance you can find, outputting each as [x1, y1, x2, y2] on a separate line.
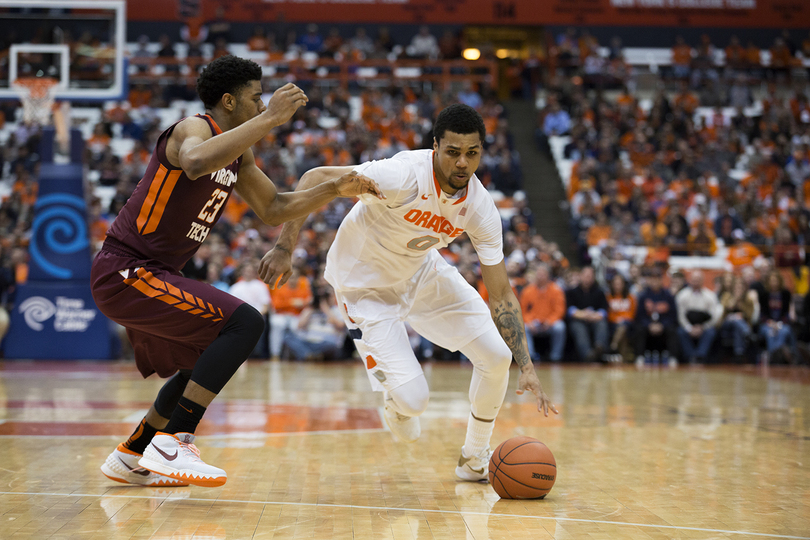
[325, 149, 503, 290]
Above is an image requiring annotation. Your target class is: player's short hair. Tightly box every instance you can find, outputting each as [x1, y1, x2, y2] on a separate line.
[433, 103, 486, 144]
[196, 55, 263, 109]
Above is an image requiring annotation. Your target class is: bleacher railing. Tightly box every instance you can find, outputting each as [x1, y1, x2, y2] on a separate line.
[127, 57, 498, 90]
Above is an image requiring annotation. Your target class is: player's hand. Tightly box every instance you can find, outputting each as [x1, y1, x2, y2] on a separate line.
[259, 246, 293, 289]
[264, 83, 308, 126]
[517, 369, 559, 417]
[333, 171, 386, 200]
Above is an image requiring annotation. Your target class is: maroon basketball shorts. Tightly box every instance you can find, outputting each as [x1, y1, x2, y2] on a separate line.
[91, 246, 244, 378]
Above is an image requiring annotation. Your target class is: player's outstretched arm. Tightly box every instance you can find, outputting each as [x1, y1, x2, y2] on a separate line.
[480, 261, 559, 417]
[258, 166, 357, 288]
[167, 83, 308, 180]
[237, 157, 383, 230]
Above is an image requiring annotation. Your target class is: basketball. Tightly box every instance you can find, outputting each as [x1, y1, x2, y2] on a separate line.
[489, 436, 556, 499]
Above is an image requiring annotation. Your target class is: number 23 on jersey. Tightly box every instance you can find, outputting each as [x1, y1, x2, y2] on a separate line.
[187, 188, 227, 243]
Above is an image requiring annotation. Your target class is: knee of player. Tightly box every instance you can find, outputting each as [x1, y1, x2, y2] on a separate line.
[494, 351, 513, 373]
[390, 379, 430, 416]
[491, 339, 513, 369]
[230, 303, 266, 340]
[397, 392, 430, 417]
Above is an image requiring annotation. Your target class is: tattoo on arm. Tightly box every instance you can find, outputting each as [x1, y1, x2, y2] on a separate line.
[492, 300, 531, 369]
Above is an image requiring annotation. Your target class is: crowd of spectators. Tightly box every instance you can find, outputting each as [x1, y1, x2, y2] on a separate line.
[519, 261, 803, 365]
[124, 22, 467, 81]
[4, 25, 810, 366]
[0, 35, 565, 361]
[532, 28, 810, 365]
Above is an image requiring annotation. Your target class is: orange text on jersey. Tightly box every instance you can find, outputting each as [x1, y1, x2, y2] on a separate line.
[403, 209, 464, 237]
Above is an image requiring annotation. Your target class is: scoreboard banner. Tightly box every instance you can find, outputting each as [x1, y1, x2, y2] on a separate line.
[128, 0, 809, 28]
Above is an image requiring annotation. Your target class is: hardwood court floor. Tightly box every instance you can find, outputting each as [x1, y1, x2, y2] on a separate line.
[0, 359, 808, 539]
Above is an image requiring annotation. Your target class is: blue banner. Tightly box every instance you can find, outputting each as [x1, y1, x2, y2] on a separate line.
[5, 131, 113, 360]
[6, 282, 113, 360]
[27, 163, 92, 282]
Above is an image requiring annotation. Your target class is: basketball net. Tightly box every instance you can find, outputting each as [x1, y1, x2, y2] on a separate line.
[13, 77, 59, 126]
[13, 77, 70, 153]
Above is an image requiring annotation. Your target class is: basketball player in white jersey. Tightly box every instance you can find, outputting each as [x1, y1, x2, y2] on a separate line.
[261, 104, 558, 480]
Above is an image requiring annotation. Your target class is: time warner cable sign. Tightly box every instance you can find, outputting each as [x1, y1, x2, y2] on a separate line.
[19, 296, 97, 332]
[5, 158, 112, 359]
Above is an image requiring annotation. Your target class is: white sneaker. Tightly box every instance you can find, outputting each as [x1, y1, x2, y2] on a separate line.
[101, 443, 189, 487]
[139, 432, 227, 487]
[383, 400, 420, 442]
[635, 355, 645, 368]
[455, 446, 492, 482]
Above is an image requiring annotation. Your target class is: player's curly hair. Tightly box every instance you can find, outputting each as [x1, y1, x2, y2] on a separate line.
[433, 103, 486, 143]
[196, 55, 263, 109]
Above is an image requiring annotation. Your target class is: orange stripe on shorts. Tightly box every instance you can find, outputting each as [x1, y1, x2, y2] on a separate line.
[122, 270, 223, 321]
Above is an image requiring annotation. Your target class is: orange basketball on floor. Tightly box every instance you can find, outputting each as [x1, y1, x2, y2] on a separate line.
[489, 436, 556, 499]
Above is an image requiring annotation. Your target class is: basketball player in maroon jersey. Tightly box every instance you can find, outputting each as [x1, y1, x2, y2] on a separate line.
[92, 55, 383, 487]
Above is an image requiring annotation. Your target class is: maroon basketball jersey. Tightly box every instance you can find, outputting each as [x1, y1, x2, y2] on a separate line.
[107, 114, 242, 271]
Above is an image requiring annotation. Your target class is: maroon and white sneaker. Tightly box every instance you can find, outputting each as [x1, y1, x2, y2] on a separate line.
[101, 443, 189, 487]
[139, 432, 227, 487]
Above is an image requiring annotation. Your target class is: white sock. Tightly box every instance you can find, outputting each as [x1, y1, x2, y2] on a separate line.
[463, 412, 495, 457]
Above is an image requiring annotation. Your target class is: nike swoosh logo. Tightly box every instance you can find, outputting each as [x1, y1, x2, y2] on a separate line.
[179, 404, 193, 413]
[458, 455, 485, 475]
[421, 194, 430, 199]
[119, 457, 151, 476]
[153, 445, 178, 461]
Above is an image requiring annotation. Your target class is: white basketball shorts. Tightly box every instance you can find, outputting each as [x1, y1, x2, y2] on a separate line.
[331, 250, 496, 392]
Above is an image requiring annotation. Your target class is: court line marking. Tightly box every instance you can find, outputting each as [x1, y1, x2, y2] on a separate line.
[0, 491, 807, 539]
[0, 428, 390, 439]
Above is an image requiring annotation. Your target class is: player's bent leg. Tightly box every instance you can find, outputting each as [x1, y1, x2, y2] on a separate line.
[336, 289, 427, 444]
[153, 370, 192, 419]
[140, 304, 264, 487]
[455, 327, 512, 482]
[384, 374, 429, 442]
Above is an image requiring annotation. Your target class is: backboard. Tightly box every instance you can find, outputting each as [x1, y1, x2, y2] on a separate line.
[0, 0, 126, 101]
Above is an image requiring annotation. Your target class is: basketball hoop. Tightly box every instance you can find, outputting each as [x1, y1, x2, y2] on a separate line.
[12, 77, 59, 126]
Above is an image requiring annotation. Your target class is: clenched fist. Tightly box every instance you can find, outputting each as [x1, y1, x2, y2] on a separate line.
[264, 83, 308, 125]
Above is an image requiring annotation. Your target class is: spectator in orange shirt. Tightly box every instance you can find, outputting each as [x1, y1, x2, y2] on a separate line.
[673, 81, 699, 115]
[11, 246, 28, 286]
[520, 263, 566, 362]
[212, 37, 231, 59]
[247, 26, 271, 52]
[724, 36, 746, 70]
[671, 36, 693, 79]
[688, 221, 717, 256]
[88, 198, 109, 254]
[606, 274, 636, 362]
[269, 259, 313, 359]
[586, 212, 612, 246]
[769, 37, 792, 72]
[87, 122, 111, 156]
[745, 40, 761, 69]
[127, 83, 153, 109]
[727, 230, 762, 267]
